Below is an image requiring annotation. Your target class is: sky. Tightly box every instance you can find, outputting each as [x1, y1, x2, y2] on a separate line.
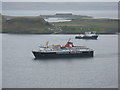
[2, 2, 118, 10]
[2, 2, 118, 19]
[1, 0, 120, 2]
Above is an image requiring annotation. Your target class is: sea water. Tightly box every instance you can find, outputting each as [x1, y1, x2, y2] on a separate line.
[2, 34, 118, 88]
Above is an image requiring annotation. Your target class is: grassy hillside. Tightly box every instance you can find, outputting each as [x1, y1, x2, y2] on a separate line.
[52, 19, 118, 34]
[1, 15, 119, 34]
[2, 16, 56, 34]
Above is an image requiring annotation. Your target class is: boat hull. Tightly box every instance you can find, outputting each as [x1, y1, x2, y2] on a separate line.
[75, 35, 98, 39]
[32, 51, 94, 59]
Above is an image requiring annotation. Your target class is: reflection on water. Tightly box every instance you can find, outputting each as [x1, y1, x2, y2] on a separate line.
[2, 34, 118, 88]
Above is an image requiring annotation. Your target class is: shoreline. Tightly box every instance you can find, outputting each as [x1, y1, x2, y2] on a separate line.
[0, 32, 119, 35]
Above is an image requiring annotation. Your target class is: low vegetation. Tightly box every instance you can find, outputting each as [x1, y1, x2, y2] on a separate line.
[2, 16, 55, 34]
[52, 19, 118, 34]
[1, 15, 119, 34]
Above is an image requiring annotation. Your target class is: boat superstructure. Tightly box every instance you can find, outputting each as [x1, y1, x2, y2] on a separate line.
[75, 32, 98, 39]
[32, 40, 94, 59]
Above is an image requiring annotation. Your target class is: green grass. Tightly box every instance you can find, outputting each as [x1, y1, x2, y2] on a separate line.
[2, 16, 55, 34]
[2, 15, 119, 34]
[52, 19, 118, 34]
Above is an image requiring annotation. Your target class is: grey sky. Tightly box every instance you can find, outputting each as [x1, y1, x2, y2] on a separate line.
[2, 2, 118, 11]
[2, 1, 118, 18]
[2, 0, 120, 2]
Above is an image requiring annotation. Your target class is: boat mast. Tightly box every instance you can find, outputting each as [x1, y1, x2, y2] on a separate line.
[45, 41, 49, 48]
[67, 38, 71, 43]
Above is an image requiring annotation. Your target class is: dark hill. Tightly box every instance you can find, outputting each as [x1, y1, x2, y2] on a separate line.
[2, 16, 55, 34]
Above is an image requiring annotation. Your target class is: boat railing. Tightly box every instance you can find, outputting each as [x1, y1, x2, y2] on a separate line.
[74, 46, 87, 49]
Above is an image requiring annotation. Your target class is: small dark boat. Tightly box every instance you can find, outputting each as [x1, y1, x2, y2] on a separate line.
[75, 32, 98, 39]
[32, 39, 94, 59]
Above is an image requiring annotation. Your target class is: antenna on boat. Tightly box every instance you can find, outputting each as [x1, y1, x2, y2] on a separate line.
[45, 41, 49, 48]
[67, 38, 71, 43]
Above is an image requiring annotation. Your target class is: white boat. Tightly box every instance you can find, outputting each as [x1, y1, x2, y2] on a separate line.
[75, 32, 99, 39]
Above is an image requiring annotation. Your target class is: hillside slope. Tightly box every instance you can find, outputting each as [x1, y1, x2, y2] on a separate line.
[1, 15, 119, 34]
[2, 16, 56, 34]
[52, 19, 118, 34]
